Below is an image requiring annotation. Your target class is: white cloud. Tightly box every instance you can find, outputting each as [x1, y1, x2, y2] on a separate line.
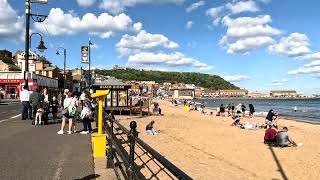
[268, 33, 311, 57]
[100, 0, 184, 14]
[222, 75, 251, 82]
[288, 66, 320, 75]
[223, 36, 275, 54]
[265, 78, 288, 86]
[34, 8, 136, 39]
[133, 22, 143, 32]
[0, 0, 24, 41]
[116, 30, 179, 56]
[206, 6, 224, 19]
[128, 52, 209, 68]
[186, 21, 193, 29]
[305, 60, 320, 67]
[226, 0, 259, 14]
[206, 0, 261, 26]
[77, 0, 95, 7]
[186, 1, 205, 13]
[303, 52, 320, 61]
[220, 15, 281, 54]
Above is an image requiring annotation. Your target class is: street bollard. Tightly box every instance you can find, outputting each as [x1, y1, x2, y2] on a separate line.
[127, 121, 137, 180]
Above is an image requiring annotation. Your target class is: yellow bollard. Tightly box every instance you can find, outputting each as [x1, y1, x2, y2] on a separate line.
[90, 90, 110, 157]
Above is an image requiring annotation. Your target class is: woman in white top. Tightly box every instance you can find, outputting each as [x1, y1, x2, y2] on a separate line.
[57, 91, 78, 135]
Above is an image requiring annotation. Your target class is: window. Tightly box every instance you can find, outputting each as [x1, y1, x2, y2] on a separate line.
[118, 90, 127, 106]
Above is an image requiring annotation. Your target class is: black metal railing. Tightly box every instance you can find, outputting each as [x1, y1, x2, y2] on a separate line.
[103, 111, 193, 180]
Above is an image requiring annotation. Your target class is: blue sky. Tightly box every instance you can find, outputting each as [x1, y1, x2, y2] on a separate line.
[1, 0, 320, 94]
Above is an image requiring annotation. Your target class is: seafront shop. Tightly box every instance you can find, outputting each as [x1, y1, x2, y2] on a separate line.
[0, 71, 59, 98]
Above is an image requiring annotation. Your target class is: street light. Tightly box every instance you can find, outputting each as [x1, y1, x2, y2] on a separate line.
[56, 47, 67, 89]
[88, 39, 93, 88]
[24, 0, 47, 88]
[29, 32, 47, 53]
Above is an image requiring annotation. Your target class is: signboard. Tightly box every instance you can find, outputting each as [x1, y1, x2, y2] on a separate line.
[81, 46, 89, 64]
[31, 0, 48, 3]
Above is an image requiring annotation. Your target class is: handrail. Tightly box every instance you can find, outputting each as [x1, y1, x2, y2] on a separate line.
[104, 111, 193, 180]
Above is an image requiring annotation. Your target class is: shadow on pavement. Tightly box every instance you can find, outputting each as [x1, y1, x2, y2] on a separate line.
[74, 174, 100, 180]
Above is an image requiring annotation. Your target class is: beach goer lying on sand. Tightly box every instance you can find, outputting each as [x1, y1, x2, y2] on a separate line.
[265, 109, 278, 128]
[264, 125, 277, 144]
[276, 127, 297, 147]
[146, 121, 159, 135]
[231, 115, 241, 126]
[243, 121, 259, 130]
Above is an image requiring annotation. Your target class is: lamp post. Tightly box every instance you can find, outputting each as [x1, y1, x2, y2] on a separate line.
[56, 47, 67, 89]
[29, 33, 47, 53]
[24, 0, 47, 88]
[88, 39, 93, 88]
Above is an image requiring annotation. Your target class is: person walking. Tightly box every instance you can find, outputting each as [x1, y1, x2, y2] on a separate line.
[20, 86, 32, 120]
[80, 96, 92, 134]
[57, 90, 78, 135]
[29, 88, 41, 119]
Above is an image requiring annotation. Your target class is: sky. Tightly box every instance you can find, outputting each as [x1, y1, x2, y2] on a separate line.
[1, 0, 320, 94]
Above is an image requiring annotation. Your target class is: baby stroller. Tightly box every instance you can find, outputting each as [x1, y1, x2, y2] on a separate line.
[32, 101, 50, 125]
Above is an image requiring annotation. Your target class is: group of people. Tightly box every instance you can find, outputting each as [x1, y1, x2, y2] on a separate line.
[19, 86, 97, 135]
[20, 85, 58, 125]
[216, 103, 255, 117]
[57, 89, 96, 135]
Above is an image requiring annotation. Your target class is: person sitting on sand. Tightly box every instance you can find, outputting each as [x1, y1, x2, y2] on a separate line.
[265, 109, 278, 128]
[276, 127, 297, 147]
[264, 125, 277, 144]
[146, 121, 159, 135]
[231, 115, 241, 126]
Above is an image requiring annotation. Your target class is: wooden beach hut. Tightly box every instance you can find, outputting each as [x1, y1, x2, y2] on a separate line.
[91, 78, 150, 115]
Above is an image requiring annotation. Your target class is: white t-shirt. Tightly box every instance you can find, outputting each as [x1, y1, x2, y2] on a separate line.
[20, 90, 30, 102]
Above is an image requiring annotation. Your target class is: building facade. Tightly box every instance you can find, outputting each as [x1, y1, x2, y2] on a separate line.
[270, 90, 297, 98]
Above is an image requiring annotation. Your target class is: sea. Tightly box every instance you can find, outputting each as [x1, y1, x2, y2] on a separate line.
[194, 98, 320, 123]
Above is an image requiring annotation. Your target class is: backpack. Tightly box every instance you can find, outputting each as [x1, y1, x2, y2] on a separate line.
[67, 98, 77, 116]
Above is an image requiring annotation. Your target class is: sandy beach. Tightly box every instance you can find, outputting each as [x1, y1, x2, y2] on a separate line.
[117, 100, 320, 180]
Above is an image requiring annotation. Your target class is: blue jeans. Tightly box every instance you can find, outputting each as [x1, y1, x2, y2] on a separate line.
[21, 101, 32, 120]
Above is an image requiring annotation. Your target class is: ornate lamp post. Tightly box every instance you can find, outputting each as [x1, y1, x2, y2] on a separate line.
[24, 0, 47, 88]
[29, 32, 47, 53]
[56, 47, 67, 89]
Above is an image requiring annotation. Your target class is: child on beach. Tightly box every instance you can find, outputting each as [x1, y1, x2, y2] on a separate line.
[231, 115, 241, 126]
[264, 125, 277, 144]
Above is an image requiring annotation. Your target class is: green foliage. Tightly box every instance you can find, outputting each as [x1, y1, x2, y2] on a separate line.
[95, 68, 239, 90]
[0, 56, 14, 65]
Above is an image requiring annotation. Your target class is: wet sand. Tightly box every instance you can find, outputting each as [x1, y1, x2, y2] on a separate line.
[118, 100, 320, 180]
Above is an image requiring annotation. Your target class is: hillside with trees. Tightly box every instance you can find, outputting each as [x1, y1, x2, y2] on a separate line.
[95, 68, 239, 90]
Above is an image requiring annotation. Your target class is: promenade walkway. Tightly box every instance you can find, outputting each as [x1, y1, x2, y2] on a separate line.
[0, 113, 96, 180]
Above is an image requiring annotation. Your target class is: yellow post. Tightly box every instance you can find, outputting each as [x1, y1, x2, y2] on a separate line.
[98, 97, 103, 135]
[90, 90, 110, 157]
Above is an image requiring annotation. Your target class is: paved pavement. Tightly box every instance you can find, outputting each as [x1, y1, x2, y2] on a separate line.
[0, 103, 96, 180]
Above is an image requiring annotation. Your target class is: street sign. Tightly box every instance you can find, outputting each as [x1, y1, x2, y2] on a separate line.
[30, 0, 48, 3]
[81, 46, 89, 64]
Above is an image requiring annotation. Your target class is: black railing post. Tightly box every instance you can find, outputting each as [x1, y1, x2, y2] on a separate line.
[106, 112, 114, 168]
[127, 121, 137, 180]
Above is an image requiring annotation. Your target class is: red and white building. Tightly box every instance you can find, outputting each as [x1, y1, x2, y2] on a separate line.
[0, 71, 59, 98]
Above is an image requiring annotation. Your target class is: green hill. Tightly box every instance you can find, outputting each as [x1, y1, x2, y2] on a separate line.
[95, 68, 239, 90]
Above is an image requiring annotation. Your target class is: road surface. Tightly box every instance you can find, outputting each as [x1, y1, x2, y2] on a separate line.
[0, 103, 96, 180]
